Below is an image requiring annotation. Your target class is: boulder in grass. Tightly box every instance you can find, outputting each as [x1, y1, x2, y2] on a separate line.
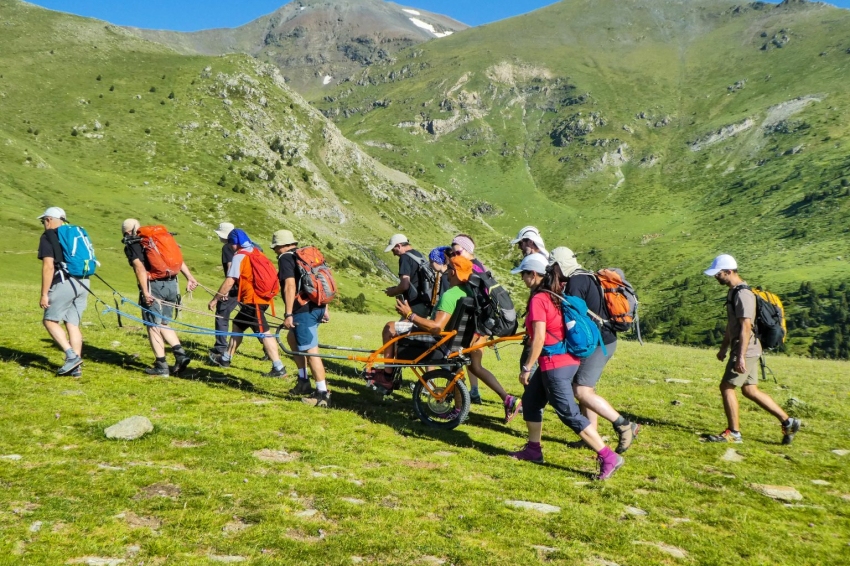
[104, 416, 153, 440]
[751, 484, 803, 502]
[504, 500, 561, 514]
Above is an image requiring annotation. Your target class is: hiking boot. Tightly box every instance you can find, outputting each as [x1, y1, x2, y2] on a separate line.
[782, 418, 801, 445]
[706, 429, 743, 443]
[470, 393, 483, 405]
[57, 355, 83, 375]
[504, 395, 521, 424]
[208, 352, 230, 368]
[597, 452, 625, 480]
[509, 443, 544, 463]
[302, 390, 330, 408]
[144, 364, 170, 377]
[615, 422, 641, 454]
[289, 379, 313, 396]
[172, 354, 191, 375]
[263, 366, 287, 378]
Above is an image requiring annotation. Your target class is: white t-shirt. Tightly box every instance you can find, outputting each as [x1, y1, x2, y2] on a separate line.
[227, 247, 251, 279]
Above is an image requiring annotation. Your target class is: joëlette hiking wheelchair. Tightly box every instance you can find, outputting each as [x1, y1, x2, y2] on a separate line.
[277, 297, 524, 429]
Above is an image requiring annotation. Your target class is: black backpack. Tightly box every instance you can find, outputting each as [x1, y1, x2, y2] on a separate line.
[404, 251, 435, 305]
[729, 285, 786, 349]
[467, 271, 519, 337]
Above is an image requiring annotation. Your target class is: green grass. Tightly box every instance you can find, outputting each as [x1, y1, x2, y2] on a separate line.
[1, 281, 849, 565]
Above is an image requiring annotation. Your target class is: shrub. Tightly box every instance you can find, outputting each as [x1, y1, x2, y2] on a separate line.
[339, 293, 368, 314]
[168, 91, 175, 99]
[326, 242, 334, 250]
[232, 185, 240, 193]
[217, 175, 226, 187]
[275, 160, 282, 170]
[104, 121, 110, 127]
[96, 74, 101, 81]
[71, 128, 78, 136]
[129, 109, 135, 113]
[109, 85, 114, 91]
[149, 86, 156, 93]
[160, 100, 165, 105]
[145, 128, 151, 134]
[33, 129, 39, 136]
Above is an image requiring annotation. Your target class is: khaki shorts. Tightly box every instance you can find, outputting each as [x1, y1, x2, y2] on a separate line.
[722, 355, 760, 387]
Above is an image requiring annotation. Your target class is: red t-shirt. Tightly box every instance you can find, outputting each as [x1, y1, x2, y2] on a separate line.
[526, 292, 580, 371]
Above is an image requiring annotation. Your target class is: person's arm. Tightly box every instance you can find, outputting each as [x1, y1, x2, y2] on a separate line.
[735, 317, 753, 373]
[207, 277, 236, 311]
[519, 321, 546, 385]
[384, 275, 411, 297]
[395, 297, 446, 335]
[131, 258, 153, 305]
[283, 277, 297, 329]
[40, 257, 54, 309]
[180, 262, 199, 292]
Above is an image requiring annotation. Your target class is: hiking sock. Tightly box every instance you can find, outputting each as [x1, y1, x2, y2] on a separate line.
[172, 345, 186, 357]
[272, 360, 284, 371]
[598, 445, 616, 462]
[316, 380, 328, 392]
[782, 418, 792, 427]
[470, 386, 480, 398]
[527, 441, 541, 450]
[64, 348, 76, 359]
[155, 356, 168, 367]
[298, 368, 308, 380]
[612, 416, 628, 428]
[730, 429, 740, 435]
[221, 353, 232, 362]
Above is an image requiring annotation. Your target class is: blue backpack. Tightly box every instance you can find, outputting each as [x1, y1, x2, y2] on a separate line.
[56, 224, 98, 278]
[541, 292, 606, 358]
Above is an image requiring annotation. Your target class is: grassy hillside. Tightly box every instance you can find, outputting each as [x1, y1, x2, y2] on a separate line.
[315, 0, 850, 356]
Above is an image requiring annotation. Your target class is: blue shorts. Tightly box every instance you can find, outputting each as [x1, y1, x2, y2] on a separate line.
[292, 308, 324, 351]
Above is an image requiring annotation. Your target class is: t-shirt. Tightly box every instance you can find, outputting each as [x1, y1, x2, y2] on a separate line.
[221, 244, 238, 296]
[435, 284, 472, 318]
[398, 250, 428, 307]
[123, 241, 150, 290]
[564, 272, 617, 345]
[37, 229, 64, 286]
[726, 283, 762, 358]
[277, 251, 323, 315]
[526, 292, 580, 371]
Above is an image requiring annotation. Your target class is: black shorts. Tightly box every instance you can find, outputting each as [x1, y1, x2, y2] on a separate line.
[232, 304, 271, 334]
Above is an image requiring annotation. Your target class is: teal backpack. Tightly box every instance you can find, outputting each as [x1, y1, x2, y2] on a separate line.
[540, 292, 606, 359]
[56, 224, 98, 278]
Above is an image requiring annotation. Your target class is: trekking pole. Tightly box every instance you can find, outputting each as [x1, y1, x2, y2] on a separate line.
[759, 354, 777, 384]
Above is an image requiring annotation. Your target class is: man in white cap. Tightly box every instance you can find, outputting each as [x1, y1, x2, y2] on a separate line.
[703, 254, 801, 444]
[37, 207, 88, 376]
[383, 234, 433, 318]
[510, 226, 548, 258]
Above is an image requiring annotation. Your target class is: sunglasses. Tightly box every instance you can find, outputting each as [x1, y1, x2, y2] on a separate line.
[446, 250, 462, 257]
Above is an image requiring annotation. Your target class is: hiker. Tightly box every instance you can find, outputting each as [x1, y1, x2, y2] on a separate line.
[207, 229, 287, 377]
[549, 247, 640, 454]
[510, 226, 548, 258]
[383, 234, 432, 318]
[37, 207, 91, 377]
[272, 229, 331, 408]
[209, 222, 265, 359]
[509, 253, 624, 479]
[122, 218, 198, 376]
[448, 234, 514, 407]
[369, 256, 522, 424]
[703, 254, 801, 444]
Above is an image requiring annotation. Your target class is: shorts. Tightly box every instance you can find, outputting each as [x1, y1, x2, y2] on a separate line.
[292, 308, 324, 351]
[142, 278, 178, 325]
[232, 304, 271, 335]
[722, 355, 760, 387]
[573, 340, 617, 387]
[44, 277, 89, 326]
[394, 321, 415, 335]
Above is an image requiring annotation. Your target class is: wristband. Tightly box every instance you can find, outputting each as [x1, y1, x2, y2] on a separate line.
[285, 313, 293, 318]
[406, 311, 415, 321]
[521, 365, 531, 373]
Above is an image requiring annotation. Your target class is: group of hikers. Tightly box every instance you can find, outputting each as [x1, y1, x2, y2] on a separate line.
[36, 208, 801, 481]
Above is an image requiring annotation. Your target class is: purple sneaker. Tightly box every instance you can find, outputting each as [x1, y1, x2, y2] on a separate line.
[509, 443, 544, 464]
[597, 451, 625, 480]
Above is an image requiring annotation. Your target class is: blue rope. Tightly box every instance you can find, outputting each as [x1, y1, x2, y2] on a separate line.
[119, 296, 216, 332]
[100, 305, 279, 340]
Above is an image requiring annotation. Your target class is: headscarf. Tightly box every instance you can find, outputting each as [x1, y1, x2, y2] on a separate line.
[428, 246, 452, 266]
[549, 247, 581, 278]
[451, 235, 475, 255]
[227, 228, 262, 250]
[448, 255, 473, 283]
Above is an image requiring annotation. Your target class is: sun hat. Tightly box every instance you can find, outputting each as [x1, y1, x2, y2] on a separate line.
[271, 229, 297, 248]
[448, 255, 473, 283]
[511, 252, 549, 275]
[214, 222, 235, 240]
[704, 254, 738, 276]
[384, 234, 408, 253]
[38, 207, 66, 221]
[510, 225, 548, 256]
[550, 247, 582, 278]
[429, 246, 452, 265]
[121, 218, 140, 234]
[451, 235, 475, 255]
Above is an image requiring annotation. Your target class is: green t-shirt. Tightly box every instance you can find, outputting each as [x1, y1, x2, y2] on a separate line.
[435, 284, 472, 318]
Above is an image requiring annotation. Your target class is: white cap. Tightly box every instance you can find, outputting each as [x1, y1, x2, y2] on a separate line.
[510, 225, 548, 256]
[214, 222, 235, 240]
[704, 254, 738, 276]
[384, 234, 408, 253]
[37, 207, 66, 221]
[550, 246, 582, 278]
[511, 252, 549, 275]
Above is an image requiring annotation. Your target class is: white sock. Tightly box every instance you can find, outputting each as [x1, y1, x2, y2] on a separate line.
[316, 380, 328, 392]
[298, 367, 308, 380]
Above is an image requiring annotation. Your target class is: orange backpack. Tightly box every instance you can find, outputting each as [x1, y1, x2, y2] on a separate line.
[238, 248, 280, 303]
[138, 225, 183, 280]
[293, 246, 337, 306]
[594, 268, 639, 334]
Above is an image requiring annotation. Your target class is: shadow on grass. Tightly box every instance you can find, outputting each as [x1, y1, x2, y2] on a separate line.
[0, 345, 53, 371]
[619, 410, 700, 435]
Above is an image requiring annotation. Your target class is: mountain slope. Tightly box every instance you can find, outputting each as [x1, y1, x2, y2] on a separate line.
[124, 0, 468, 98]
[315, 0, 850, 355]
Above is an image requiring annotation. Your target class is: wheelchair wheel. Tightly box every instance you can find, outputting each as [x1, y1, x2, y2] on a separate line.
[412, 369, 470, 430]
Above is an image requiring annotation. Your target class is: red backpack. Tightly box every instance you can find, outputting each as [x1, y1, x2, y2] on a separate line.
[138, 225, 183, 279]
[293, 246, 337, 306]
[238, 248, 280, 303]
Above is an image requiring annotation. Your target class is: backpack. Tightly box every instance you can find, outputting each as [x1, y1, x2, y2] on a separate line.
[292, 246, 337, 306]
[540, 291, 605, 358]
[137, 225, 183, 280]
[404, 251, 436, 305]
[467, 271, 518, 337]
[56, 224, 98, 278]
[594, 268, 639, 334]
[730, 285, 786, 349]
[238, 248, 280, 302]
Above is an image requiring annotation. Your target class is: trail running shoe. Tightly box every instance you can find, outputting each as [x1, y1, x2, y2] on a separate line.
[69, 365, 82, 378]
[706, 429, 743, 443]
[509, 443, 544, 463]
[504, 395, 521, 424]
[57, 355, 83, 375]
[782, 418, 801, 445]
[615, 422, 642, 454]
[172, 354, 191, 375]
[263, 367, 287, 378]
[597, 453, 625, 480]
[289, 379, 313, 396]
[207, 352, 231, 368]
[302, 390, 331, 408]
[144, 364, 170, 377]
